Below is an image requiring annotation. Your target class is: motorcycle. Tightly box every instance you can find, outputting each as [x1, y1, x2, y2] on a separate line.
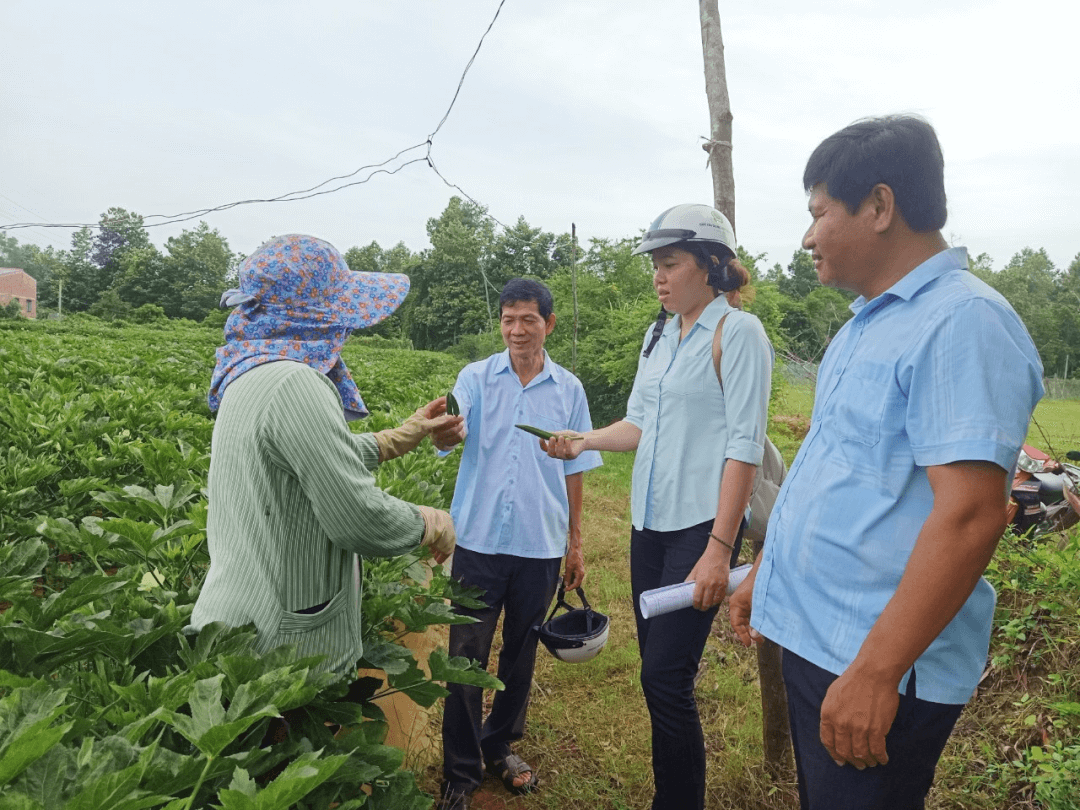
[1007, 445, 1080, 537]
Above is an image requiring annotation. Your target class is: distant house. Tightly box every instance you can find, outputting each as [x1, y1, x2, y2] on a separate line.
[0, 268, 37, 319]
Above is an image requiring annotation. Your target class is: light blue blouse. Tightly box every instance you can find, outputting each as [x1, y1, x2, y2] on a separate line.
[625, 295, 774, 532]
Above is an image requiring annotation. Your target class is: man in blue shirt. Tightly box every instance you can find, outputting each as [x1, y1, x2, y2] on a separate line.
[435, 278, 602, 809]
[729, 116, 1043, 810]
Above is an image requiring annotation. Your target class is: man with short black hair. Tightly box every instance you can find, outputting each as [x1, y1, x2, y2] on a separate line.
[730, 115, 1043, 809]
[434, 278, 602, 809]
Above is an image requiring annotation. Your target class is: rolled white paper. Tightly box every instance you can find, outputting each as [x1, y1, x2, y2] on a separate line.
[639, 563, 753, 619]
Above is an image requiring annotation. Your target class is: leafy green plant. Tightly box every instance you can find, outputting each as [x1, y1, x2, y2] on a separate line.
[0, 318, 495, 808]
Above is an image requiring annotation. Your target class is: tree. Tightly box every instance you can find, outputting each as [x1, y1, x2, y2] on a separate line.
[1060, 253, 1080, 377]
[58, 227, 100, 312]
[404, 197, 496, 350]
[544, 238, 658, 424]
[983, 248, 1062, 373]
[745, 283, 787, 352]
[91, 208, 152, 302]
[487, 217, 566, 281]
[777, 250, 819, 300]
[0, 235, 63, 309]
[112, 245, 167, 311]
[968, 251, 995, 281]
[86, 288, 131, 320]
[160, 222, 235, 320]
[1, 298, 23, 319]
[91, 207, 151, 270]
[106, 221, 235, 321]
[57, 209, 152, 312]
[343, 241, 385, 275]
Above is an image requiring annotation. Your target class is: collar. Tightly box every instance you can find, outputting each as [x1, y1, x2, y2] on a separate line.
[850, 246, 968, 317]
[494, 348, 556, 386]
[666, 295, 734, 339]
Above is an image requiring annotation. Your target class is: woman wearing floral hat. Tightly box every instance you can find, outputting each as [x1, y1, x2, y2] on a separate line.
[190, 234, 461, 676]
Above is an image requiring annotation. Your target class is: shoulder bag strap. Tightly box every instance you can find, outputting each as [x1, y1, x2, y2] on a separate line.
[712, 311, 732, 391]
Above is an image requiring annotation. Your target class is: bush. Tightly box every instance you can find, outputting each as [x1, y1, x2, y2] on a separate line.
[201, 308, 230, 330]
[86, 288, 132, 320]
[444, 330, 503, 364]
[127, 303, 168, 323]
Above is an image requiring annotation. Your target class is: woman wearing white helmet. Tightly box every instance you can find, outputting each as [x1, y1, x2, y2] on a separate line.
[544, 204, 773, 810]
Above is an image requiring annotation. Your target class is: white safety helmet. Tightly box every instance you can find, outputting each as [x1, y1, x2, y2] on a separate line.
[632, 203, 737, 257]
[536, 583, 609, 664]
[635, 204, 742, 358]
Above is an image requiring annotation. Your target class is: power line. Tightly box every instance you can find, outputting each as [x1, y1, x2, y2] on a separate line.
[139, 155, 433, 230]
[0, 192, 64, 223]
[0, 0, 508, 236]
[0, 206, 54, 245]
[427, 0, 506, 142]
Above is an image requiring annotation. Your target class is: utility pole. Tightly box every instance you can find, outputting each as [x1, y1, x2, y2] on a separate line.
[699, 0, 792, 775]
[571, 223, 579, 375]
[700, 0, 735, 231]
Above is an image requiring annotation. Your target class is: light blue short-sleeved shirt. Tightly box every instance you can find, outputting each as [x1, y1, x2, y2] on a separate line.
[625, 295, 774, 532]
[448, 349, 603, 559]
[751, 247, 1044, 705]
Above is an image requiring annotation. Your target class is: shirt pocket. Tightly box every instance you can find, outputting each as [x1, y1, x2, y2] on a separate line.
[531, 415, 564, 433]
[525, 396, 569, 433]
[828, 364, 896, 448]
[267, 586, 352, 660]
[661, 350, 708, 396]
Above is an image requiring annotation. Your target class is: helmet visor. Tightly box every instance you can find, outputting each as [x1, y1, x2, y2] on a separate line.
[632, 228, 698, 256]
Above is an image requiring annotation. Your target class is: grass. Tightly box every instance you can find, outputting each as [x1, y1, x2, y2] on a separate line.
[1027, 398, 1080, 454]
[417, 388, 1080, 809]
[418, 451, 799, 808]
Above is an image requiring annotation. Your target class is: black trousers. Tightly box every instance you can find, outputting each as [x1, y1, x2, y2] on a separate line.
[441, 546, 561, 792]
[783, 648, 965, 810]
[630, 519, 742, 810]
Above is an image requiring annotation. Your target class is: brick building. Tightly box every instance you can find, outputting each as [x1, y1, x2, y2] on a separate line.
[0, 268, 37, 318]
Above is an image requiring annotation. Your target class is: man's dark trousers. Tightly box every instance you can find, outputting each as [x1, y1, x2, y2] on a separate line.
[442, 546, 561, 792]
[783, 649, 965, 810]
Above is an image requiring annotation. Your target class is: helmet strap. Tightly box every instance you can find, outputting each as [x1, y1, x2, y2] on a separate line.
[547, 582, 599, 632]
[642, 306, 668, 358]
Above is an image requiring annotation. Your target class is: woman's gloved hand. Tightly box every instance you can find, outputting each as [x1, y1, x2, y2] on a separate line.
[417, 505, 456, 564]
[373, 397, 463, 462]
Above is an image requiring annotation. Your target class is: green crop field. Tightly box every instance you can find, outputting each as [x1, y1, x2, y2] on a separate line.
[0, 316, 486, 809]
[2, 318, 1078, 809]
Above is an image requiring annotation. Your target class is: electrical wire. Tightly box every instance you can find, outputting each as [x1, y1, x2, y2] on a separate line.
[427, 0, 507, 142]
[0, 0, 509, 236]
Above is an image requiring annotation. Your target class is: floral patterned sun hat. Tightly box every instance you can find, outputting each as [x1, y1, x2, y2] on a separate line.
[208, 234, 409, 419]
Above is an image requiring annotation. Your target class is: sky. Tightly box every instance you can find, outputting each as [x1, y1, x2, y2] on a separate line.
[3, 0, 1079, 273]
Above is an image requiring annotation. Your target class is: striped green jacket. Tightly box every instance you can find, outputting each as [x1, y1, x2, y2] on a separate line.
[190, 360, 424, 675]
